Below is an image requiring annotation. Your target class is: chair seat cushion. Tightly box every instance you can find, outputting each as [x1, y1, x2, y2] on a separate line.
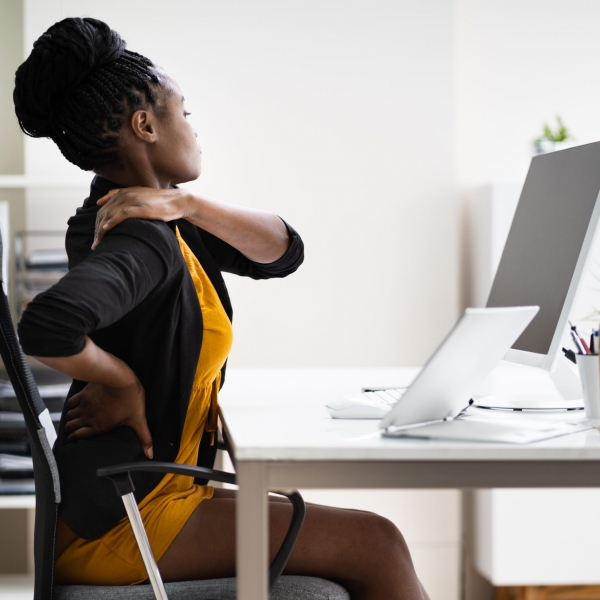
[54, 575, 350, 599]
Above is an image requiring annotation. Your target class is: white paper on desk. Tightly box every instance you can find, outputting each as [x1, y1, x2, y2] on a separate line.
[385, 418, 592, 444]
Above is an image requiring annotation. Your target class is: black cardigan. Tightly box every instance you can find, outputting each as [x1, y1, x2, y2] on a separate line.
[18, 175, 304, 539]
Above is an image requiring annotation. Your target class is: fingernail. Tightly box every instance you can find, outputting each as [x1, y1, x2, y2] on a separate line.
[147, 446, 154, 460]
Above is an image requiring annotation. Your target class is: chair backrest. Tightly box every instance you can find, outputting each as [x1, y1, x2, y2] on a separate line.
[0, 228, 60, 600]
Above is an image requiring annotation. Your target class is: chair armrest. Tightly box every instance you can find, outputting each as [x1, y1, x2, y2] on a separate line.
[217, 422, 236, 470]
[97, 461, 236, 485]
[97, 461, 305, 590]
[268, 490, 306, 587]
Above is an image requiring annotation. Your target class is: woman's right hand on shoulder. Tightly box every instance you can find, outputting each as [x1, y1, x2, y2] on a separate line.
[65, 377, 154, 459]
[92, 187, 188, 250]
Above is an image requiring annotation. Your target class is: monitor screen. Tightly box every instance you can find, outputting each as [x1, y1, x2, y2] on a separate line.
[486, 142, 600, 356]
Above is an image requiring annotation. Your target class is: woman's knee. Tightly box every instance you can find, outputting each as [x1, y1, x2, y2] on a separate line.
[364, 512, 409, 555]
[336, 510, 413, 580]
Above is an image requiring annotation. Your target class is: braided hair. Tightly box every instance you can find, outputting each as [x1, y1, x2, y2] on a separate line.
[13, 17, 165, 171]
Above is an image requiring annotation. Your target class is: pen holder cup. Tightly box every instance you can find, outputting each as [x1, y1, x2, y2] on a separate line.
[576, 354, 600, 420]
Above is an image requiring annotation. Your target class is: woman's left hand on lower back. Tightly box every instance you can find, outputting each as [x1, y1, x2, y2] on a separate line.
[65, 377, 154, 459]
[92, 187, 188, 250]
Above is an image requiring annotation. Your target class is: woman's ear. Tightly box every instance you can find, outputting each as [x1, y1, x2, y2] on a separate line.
[129, 109, 158, 144]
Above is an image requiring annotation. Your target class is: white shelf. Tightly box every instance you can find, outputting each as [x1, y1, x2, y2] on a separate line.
[0, 575, 34, 599]
[0, 175, 91, 189]
[0, 496, 35, 509]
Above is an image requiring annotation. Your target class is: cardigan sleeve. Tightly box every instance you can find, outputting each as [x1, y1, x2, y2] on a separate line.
[18, 226, 169, 358]
[197, 217, 304, 279]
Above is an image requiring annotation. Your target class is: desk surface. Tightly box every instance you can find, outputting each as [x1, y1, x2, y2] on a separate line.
[219, 368, 600, 462]
[221, 367, 600, 600]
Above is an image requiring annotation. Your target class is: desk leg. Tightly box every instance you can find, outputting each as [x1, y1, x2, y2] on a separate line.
[236, 461, 268, 600]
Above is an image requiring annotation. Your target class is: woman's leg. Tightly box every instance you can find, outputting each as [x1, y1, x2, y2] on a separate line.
[157, 489, 429, 600]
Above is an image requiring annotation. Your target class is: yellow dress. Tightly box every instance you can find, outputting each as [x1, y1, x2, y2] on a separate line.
[55, 227, 233, 585]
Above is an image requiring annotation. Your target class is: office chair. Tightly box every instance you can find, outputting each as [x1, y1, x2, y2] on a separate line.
[0, 231, 349, 600]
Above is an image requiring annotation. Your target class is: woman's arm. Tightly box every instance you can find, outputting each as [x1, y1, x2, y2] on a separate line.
[36, 337, 153, 458]
[18, 222, 170, 455]
[38, 335, 134, 385]
[92, 187, 290, 263]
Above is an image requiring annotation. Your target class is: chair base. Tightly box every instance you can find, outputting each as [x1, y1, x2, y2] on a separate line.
[55, 575, 350, 599]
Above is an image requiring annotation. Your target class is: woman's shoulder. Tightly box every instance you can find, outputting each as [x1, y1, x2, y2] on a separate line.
[66, 207, 180, 270]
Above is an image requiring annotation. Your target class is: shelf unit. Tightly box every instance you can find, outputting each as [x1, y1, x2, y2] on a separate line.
[0, 176, 73, 526]
[0, 496, 34, 509]
[0, 175, 90, 189]
[0, 174, 90, 314]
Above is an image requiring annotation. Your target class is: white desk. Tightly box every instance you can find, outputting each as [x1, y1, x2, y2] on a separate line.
[218, 368, 600, 600]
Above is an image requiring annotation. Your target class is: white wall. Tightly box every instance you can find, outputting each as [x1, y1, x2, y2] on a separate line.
[0, 0, 25, 310]
[456, 0, 600, 320]
[0, 0, 23, 175]
[455, 0, 600, 190]
[24, 0, 459, 369]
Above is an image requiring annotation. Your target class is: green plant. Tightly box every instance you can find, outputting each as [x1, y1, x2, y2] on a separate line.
[535, 115, 571, 143]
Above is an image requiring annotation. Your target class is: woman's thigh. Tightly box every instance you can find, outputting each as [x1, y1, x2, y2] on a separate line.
[157, 488, 428, 599]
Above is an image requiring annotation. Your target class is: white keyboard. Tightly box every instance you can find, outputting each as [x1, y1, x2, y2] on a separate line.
[360, 388, 406, 404]
[326, 388, 407, 419]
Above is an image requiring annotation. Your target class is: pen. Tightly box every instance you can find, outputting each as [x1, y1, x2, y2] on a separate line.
[591, 330, 596, 355]
[571, 329, 587, 354]
[581, 337, 592, 354]
[569, 320, 591, 354]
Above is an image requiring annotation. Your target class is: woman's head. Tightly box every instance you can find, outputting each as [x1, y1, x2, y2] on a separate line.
[13, 17, 200, 185]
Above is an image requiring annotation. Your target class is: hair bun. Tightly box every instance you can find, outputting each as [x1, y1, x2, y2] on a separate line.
[14, 17, 126, 137]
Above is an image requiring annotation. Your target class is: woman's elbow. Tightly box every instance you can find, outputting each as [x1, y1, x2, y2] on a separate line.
[17, 313, 84, 358]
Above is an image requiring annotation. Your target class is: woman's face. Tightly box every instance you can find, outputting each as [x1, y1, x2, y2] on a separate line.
[151, 78, 202, 185]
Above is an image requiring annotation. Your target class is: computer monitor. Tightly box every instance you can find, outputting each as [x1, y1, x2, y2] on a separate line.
[486, 141, 600, 373]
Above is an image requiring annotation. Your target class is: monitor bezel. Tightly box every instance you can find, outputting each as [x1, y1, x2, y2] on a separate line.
[498, 184, 600, 372]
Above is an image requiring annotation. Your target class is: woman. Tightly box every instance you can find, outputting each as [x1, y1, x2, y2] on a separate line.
[14, 17, 429, 599]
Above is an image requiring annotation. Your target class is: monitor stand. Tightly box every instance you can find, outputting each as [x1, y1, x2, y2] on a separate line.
[472, 357, 585, 411]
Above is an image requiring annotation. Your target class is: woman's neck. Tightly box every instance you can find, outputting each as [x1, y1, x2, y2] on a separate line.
[95, 162, 170, 190]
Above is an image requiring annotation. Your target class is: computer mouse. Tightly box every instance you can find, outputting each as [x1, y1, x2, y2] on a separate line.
[326, 395, 393, 419]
